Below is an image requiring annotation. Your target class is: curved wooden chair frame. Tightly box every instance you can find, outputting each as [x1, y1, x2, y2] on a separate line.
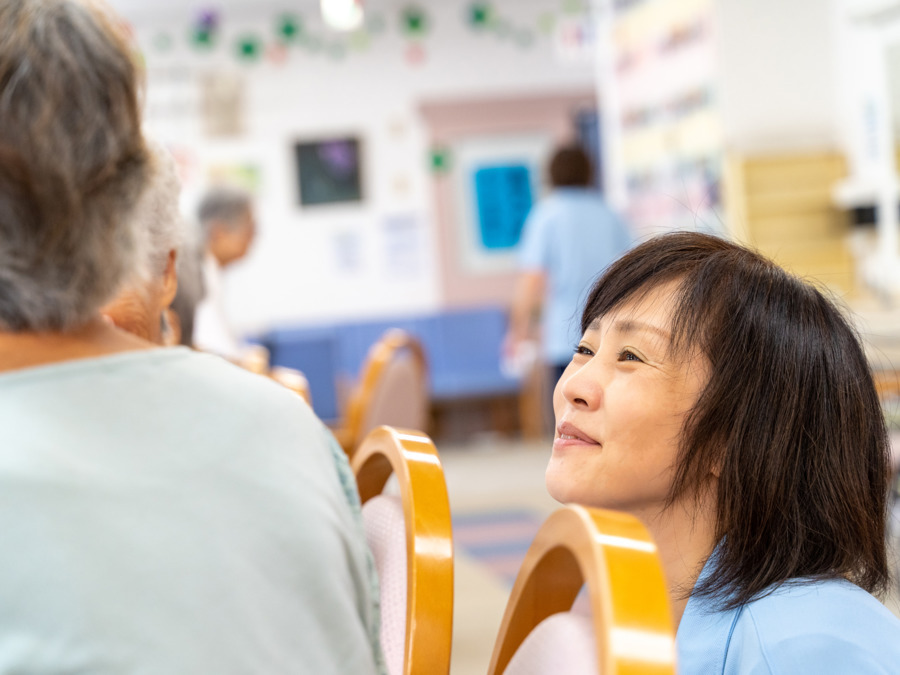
[335, 330, 428, 457]
[488, 505, 675, 675]
[351, 426, 454, 675]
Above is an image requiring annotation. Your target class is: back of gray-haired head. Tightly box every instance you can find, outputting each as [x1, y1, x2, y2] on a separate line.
[197, 186, 253, 242]
[0, 0, 149, 331]
[127, 140, 186, 286]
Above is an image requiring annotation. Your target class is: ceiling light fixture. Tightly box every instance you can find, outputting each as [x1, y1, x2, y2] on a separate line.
[321, 0, 364, 32]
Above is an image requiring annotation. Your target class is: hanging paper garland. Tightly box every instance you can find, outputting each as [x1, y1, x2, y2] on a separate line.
[276, 13, 302, 43]
[236, 34, 262, 61]
[401, 6, 428, 36]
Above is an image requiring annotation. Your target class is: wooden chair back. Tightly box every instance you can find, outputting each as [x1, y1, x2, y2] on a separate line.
[488, 505, 676, 675]
[351, 426, 453, 675]
[336, 330, 428, 456]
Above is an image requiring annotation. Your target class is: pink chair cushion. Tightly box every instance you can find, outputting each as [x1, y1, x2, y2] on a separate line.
[362, 495, 407, 675]
[502, 611, 598, 675]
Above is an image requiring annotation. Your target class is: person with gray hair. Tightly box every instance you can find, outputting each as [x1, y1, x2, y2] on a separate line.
[0, 2, 385, 673]
[193, 184, 257, 356]
[101, 140, 184, 344]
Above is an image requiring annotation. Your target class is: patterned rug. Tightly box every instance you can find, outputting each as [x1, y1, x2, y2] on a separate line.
[453, 509, 545, 585]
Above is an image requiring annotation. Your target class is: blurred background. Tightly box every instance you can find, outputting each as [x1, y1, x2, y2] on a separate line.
[108, 0, 900, 670]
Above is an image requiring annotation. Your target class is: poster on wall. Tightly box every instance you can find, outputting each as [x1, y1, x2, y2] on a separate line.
[293, 136, 364, 207]
[452, 133, 553, 274]
[381, 213, 427, 278]
[200, 71, 245, 138]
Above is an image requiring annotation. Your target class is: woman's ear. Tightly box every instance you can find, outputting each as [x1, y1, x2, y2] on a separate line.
[160, 249, 178, 308]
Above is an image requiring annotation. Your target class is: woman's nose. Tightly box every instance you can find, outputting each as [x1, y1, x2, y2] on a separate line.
[560, 359, 603, 409]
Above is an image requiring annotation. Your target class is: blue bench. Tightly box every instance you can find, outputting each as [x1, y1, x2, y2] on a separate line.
[259, 307, 521, 423]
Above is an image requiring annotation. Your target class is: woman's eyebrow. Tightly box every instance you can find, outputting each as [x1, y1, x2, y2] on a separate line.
[590, 317, 672, 342]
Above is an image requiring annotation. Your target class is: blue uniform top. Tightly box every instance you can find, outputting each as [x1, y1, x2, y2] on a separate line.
[677, 554, 900, 673]
[517, 188, 632, 366]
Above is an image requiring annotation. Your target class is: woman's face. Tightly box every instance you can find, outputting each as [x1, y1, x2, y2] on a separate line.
[546, 281, 710, 520]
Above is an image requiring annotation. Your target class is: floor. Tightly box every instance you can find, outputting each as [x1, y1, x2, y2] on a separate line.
[439, 433, 900, 675]
[439, 437, 556, 675]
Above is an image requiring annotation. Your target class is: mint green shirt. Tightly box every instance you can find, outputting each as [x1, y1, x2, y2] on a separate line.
[0, 348, 385, 674]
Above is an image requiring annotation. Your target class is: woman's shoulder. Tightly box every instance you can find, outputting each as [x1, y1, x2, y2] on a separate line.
[728, 579, 900, 674]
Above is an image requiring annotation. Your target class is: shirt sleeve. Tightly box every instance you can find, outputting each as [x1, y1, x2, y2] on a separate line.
[324, 432, 389, 675]
[732, 604, 898, 674]
[518, 203, 552, 271]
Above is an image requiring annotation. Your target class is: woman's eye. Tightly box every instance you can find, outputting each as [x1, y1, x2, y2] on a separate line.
[574, 344, 594, 357]
[618, 349, 643, 363]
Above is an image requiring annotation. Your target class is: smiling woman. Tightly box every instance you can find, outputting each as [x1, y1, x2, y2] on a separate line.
[549, 232, 900, 673]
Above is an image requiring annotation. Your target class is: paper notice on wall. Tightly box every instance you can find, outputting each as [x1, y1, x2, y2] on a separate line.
[381, 213, 425, 278]
[332, 228, 364, 275]
[200, 71, 245, 138]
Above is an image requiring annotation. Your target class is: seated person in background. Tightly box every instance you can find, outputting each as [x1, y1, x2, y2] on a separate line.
[548, 232, 900, 672]
[193, 185, 256, 358]
[0, 2, 384, 673]
[101, 140, 183, 345]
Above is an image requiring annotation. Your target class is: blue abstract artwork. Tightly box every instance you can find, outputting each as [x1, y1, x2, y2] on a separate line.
[472, 164, 533, 250]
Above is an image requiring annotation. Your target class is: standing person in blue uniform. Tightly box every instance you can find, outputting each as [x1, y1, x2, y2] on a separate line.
[505, 145, 633, 407]
[549, 232, 900, 673]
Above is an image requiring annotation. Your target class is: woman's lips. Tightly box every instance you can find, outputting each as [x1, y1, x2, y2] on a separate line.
[554, 420, 600, 449]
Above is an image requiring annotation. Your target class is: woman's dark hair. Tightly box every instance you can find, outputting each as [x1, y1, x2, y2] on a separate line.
[549, 145, 593, 187]
[581, 232, 890, 609]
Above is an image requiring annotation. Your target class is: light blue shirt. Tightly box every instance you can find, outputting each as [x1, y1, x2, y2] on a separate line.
[0, 348, 385, 674]
[518, 188, 632, 365]
[678, 554, 900, 673]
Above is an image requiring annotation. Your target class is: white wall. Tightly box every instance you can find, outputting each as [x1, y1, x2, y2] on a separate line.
[714, 0, 839, 154]
[119, 0, 596, 336]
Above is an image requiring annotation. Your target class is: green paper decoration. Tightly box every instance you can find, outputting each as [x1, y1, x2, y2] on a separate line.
[236, 34, 262, 61]
[402, 6, 428, 36]
[277, 14, 302, 43]
[468, 3, 492, 28]
[430, 148, 451, 172]
[191, 27, 215, 48]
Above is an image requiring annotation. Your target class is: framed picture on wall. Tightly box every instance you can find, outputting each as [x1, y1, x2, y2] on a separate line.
[293, 136, 364, 207]
[452, 133, 552, 274]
